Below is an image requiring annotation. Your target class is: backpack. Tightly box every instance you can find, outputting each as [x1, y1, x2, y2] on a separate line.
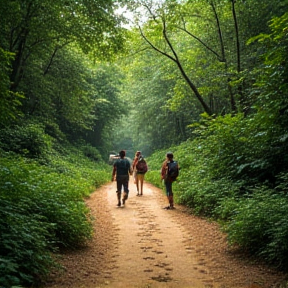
[167, 161, 179, 181]
[136, 156, 148, 173]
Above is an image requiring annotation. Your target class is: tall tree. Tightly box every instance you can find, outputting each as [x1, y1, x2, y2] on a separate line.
[135, 0, 213, 115]
[117, 45, 198, 154]
[124, 0, 288, 116]
[0, 0, 126, 91]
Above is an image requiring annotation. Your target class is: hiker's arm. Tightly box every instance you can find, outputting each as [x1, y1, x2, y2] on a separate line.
[129, 165, 133, 175]
[160, 161, 167, 179]
[112, 165, 116, 181]
[133, 158, 138, 170]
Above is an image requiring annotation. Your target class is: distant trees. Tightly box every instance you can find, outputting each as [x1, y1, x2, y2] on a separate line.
[0, 0, 128, 155]
[118, 0, 288, 153]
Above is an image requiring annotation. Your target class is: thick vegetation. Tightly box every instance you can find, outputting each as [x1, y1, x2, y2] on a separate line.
[0, 1, 124, 286]
[1, 0, 288, 286]
[0, 134, 111, 286]
[146, 11, 288, 271]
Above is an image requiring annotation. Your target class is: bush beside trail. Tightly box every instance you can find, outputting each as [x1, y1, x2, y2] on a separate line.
[0, 144, 111, 287]
[145, 113, 288, 272]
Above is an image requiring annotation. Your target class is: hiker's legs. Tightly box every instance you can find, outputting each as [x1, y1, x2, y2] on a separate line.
[122, 175, 129, 204]
[168, 193, 174, 207]
[133, 170, 137, 184]
[116, 188, 121, 207]
[137, 173, 144, 195]
[136, 174, 139, 194]
[165, 181, 174, 208]
[116, 177, 124, 206]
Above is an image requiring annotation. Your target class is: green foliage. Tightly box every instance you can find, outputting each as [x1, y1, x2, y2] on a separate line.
[82, 64, 128, 154]
[0, 144, 111, 286]
[190, 113, 282, 186]
[0, 123, 52, 159]
[44, 120, 67, 143]
[227, 184, 288, 269]
[0, 198, 57, 287]
[118, 0, 288, 157]
[119, 32, 197, 155]
[147, 105, 288, 269]
[1, 0, 126, 69]
[145, 171, 163, 190]
[0, 48, 24, 126]
[81, 144, 103, 162]
[1, 0, 127, 152]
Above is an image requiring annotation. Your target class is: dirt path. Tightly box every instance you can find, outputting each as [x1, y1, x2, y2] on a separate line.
[46, 179, 287, 288]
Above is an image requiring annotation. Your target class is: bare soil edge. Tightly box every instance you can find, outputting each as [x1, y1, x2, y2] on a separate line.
[45, 180, 288, 288]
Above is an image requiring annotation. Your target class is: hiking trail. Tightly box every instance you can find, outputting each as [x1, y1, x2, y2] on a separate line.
[46, 179, 287, 288]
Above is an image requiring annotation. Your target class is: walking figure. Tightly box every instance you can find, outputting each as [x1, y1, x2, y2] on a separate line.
[132, 151, 148, 196]
[161, 152, 179, 209]
[112, 150, 132, 207]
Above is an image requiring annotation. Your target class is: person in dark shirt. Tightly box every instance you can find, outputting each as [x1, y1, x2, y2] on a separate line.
[161, 152, 179, 210]
[112, 150, 132, 207]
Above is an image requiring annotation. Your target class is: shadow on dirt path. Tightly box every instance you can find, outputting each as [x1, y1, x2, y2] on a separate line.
[46, 178, 287, 288]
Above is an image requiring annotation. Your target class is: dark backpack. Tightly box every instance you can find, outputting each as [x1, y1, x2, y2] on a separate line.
[136, 156, 148, 173]
[167, 161, 179, 181]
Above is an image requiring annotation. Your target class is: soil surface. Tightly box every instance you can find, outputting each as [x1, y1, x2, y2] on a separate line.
[46, 179, 287, 288]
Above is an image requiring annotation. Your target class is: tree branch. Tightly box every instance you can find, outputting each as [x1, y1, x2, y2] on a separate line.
[138, 25, 177, 63]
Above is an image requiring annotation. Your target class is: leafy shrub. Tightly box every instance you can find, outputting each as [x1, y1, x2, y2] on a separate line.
[190, 113, 280, 186]
[226, 186, 288, 269]
[0, 199, 57, 287]
[0, 149, 110, 286]
[146, 111, 288, 269]
[81, 144, 102, 162]
[0, 123, 52, 159]
[145, 170, 163, 189]
[44, 120, 67, 143]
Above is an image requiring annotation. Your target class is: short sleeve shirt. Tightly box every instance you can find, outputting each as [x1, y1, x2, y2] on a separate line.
[114, 158, 130, 175]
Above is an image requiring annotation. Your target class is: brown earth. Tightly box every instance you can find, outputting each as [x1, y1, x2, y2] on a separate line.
[46, 179, 288, 288]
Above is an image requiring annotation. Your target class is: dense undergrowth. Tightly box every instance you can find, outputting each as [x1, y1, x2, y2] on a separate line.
[146, 13, 288, 272]
[0, 126, 111, 287]
[146, 112, 288, 271]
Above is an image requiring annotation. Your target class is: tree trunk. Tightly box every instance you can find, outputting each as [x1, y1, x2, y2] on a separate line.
[231, 0, 246, 114]
[139, 19, 213, 116]
[210, 0, 237, 114]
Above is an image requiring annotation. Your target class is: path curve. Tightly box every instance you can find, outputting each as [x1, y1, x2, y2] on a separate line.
[46, 179, 286, 288]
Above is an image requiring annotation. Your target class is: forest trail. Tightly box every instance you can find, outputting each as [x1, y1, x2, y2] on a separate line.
[46, 179, 287, 288]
